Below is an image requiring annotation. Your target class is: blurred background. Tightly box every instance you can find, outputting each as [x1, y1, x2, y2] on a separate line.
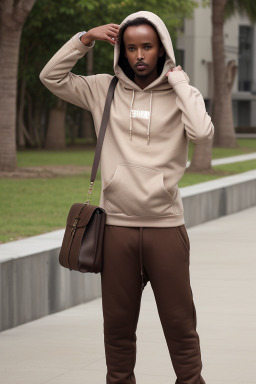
[0, 0, 256, 242]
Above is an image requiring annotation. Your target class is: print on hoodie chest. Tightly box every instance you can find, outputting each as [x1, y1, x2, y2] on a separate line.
[128, 91, 153, 144]
[111, 89, 177, 147]
[130, 109, 150, 120]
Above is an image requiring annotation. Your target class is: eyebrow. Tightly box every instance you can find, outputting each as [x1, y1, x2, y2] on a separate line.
[127, 43, 153, 46]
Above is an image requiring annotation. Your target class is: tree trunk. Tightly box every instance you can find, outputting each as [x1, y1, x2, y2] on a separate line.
[45, 98, 67, 149]
[26, 90, 35, 144]
[17, 77, 26, 148]
[0, 0, 36, 171]
[66, 114, 79, 144]
[17, 77, 35, 148]
[212, 0, 237, 147]
[189, 137, 214, 171]
[0, 26, 21, 170]
[81, 110, 96, 142]
[33, 102, 44, 148]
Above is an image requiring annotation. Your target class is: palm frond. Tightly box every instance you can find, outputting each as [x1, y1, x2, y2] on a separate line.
[224, 0, 256, 23]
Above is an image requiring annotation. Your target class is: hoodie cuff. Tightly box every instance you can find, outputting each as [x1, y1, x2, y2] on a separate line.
[167, 70, 188, 88]
[71, 32, 95, 54]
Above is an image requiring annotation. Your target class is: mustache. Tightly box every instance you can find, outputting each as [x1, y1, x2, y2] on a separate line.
[135, 62, 148, 67]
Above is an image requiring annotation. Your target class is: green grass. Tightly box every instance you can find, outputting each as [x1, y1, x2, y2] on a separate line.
[1, 139, 256, 243]
[179, 159, 256, 188]
[17, 149, 95, 167]
[189, 138, 256, 160]
[0, 174, 101, 243]
[17, 138, 256, 167]
[214, 159, 256, 173]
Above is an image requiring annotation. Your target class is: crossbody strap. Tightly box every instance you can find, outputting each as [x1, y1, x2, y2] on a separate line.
[86, 75, 118, 204]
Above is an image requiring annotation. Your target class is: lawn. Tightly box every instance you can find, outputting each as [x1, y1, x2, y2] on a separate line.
[0, 138, 255, 243]
[17, 138, 256, 167]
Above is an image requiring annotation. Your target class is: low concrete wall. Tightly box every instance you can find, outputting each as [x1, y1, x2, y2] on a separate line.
[1, 170, 256, 332]
[182, 170, 256, 227]
[0, 231, 101, 332]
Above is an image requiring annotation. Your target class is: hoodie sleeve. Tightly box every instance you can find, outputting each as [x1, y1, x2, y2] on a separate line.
[39, 32, 98, 112]
[167, 71, 214, 143]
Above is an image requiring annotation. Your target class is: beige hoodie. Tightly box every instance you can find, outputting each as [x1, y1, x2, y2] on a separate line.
[40, 10, 214, 227]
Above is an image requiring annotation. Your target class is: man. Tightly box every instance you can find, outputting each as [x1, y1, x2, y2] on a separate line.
[40, 10, 213, 384]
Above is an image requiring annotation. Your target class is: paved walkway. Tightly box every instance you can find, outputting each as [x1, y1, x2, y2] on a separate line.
[236, 134, 256, 139]
[0, 207, 256, 384]
[186, 151, 256, 168]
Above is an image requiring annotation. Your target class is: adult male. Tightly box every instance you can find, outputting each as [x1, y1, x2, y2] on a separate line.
[40, 10, 213, 384]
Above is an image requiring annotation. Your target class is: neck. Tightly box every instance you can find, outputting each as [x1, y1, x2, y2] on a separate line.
[134, 69, 158, 90]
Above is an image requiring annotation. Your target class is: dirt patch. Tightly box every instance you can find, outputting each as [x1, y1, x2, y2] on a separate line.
[0, 165, 91, 179]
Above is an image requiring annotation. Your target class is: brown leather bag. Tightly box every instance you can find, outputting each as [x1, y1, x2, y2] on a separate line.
[59, 76, 118, 273]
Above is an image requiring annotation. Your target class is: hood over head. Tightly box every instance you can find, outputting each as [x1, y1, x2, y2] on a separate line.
[114, 10, 189, 91]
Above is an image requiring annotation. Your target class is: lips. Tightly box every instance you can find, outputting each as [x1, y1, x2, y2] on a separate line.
[135, 62, 148, 68]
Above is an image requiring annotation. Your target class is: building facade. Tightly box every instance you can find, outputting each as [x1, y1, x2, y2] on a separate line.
[176, 4, 256, 128]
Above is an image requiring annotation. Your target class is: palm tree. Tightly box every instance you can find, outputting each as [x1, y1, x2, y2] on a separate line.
[0, 0, 36, 171]
[212, 0, 237, 148]
[189, 0, 256, 171]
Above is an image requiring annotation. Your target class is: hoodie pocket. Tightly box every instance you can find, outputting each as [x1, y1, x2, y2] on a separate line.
[103, 164, 180, 217]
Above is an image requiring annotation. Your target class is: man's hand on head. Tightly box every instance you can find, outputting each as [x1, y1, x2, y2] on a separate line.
[81, 24, 120, 47]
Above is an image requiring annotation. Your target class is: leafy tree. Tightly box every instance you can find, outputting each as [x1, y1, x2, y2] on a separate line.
[0, 0, 199, 170]
[19, 0, 198, 148]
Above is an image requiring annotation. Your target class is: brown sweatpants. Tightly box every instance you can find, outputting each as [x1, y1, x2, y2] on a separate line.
[101, 225, 206, 384]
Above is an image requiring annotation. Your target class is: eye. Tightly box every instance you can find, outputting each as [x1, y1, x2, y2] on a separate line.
[145, 45, 152, 50]
[128, 47, 135, 51]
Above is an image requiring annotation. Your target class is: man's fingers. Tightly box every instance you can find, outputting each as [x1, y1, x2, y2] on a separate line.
[105, 35, 116, 46]
[109, 26, 119, 32]
[108, 30, 118, 38]
[111, 24, 120, 28]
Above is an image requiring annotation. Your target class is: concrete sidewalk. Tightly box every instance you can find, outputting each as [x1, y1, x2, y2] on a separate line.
[0, 207, 256, 384]
[186, 151, 256, 168]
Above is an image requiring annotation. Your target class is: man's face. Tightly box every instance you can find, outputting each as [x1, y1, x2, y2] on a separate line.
[123, 24, 164, 80]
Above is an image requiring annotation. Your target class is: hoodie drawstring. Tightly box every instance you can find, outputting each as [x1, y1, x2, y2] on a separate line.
[139, 227, 144, 291]
[129, 90, 135, 141]
[129, 90, 153, 145]
[147, 91, 153, 145]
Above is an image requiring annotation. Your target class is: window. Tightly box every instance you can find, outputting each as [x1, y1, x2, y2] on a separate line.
[238, 26, 253, 91]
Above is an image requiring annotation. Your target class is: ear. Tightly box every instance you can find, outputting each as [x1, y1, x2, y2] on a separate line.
[159, 45, 165, 58]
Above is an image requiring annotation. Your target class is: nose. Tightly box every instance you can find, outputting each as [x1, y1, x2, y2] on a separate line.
[137, 48, 144, 60]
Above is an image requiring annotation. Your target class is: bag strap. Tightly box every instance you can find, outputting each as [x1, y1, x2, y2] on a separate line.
[86, 75, 118, 204]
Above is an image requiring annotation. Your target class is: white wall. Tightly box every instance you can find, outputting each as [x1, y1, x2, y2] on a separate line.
[176, 5, 254, 98]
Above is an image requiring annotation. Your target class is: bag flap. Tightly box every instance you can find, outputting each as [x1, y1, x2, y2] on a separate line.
[66, 203, 105, 228]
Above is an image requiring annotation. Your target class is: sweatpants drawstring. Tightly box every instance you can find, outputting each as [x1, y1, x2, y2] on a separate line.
[139, 228, 144, 291]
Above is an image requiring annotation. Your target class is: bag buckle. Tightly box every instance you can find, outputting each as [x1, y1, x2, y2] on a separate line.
[70, 218, 79, 238]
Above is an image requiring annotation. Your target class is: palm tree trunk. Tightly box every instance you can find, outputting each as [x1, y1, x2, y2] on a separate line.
[0, 27, 21, 170]
[212, 0, 237, 147]
[0, 0, 36, 171]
